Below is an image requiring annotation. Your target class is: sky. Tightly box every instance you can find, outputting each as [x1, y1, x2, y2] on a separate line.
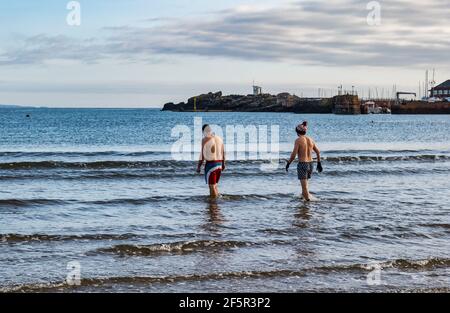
[0, 0, 449, 108]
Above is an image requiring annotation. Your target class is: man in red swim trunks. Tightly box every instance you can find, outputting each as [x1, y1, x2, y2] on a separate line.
[197, 124, 226, 198]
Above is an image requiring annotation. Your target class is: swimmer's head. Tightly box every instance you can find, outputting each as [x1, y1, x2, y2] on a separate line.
[202, 124, 213, 137]
[296, 121, 308, 135]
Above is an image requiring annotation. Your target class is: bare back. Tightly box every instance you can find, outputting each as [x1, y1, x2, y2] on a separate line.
[296, 136, 315, 162]
[202, 135, 224, 161]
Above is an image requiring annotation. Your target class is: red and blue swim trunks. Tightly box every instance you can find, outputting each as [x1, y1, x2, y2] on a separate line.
[205, 160, 223, 185]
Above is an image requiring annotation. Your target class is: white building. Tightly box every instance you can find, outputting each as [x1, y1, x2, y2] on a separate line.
[253, 85, 262, 96]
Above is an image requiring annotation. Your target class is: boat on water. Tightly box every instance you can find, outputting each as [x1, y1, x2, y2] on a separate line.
[363, 101, 391, 114]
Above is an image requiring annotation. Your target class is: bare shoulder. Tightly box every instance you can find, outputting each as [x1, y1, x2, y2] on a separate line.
[202, 137, 213, 145]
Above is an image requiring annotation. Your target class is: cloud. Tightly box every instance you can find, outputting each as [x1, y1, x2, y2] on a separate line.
[0, 80, 211, 95]
[0, 34, 104, 65]
[1, 0, 449, 67]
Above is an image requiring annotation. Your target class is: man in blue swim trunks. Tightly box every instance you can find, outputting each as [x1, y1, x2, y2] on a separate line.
[286, 121, 323, 201]
[197, 124, 226, 198]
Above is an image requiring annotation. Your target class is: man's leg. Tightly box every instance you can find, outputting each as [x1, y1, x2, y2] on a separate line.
[214, 184, 220, 197]
[300, 179, 310, 201]
[209, 184, 219, 198]
[210, 167, 221, 198]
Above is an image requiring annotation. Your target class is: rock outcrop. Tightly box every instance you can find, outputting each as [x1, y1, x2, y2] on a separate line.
[162, 91, 333, 113]
[293, 98, 333, 113]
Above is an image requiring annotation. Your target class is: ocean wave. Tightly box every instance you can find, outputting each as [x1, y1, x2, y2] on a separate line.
[324, 167, 449, 177]
[0, 160, 193, 170]
[89, 194, 279, 206]
[323, 155, 450, 162]
[0, 198, 67, 208]
[1, 270, 306, 293]
[323, 149, 447, 154]
[96, 240, 253, 256]
[0, 193, 288, 208]
[3, 257, 449, 292]
[0, 233, 139, 243]
[0, 170, 282, 181]
[0, 151, 165, 158]
[419, 223, 450, 230]
[0, 159, 285, 170]
[1, 148, 447, 158]
[357, 258, 450, 271]
[3, 165, 448, 181]
[0, 154, 448, 170]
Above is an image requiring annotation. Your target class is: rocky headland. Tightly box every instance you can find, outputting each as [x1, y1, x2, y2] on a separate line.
[162, 91, 450, 114]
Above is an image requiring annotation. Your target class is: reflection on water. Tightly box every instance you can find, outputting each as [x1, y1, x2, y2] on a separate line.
[293, 205, 311, 229]
[295, 206, 311, 221]
[206, 198, 225, 225]
[201, 198, 225, 236]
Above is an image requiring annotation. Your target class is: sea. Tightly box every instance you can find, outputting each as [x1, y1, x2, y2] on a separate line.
[0, 108, 449, 292]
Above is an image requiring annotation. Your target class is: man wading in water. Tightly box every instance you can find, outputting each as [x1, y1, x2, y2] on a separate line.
[286, 121, 323, 201]
[197, 124, 226, 198]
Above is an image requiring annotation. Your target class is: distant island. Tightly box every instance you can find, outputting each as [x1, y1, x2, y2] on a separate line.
[0, 104, 36, 109]
[162, 91, 450, 114]
[163, 91, 335, 113]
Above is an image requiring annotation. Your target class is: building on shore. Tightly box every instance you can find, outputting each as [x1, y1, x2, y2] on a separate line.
[332, 95, 360, 114]
[430, 80, 450, 99]
[253, 85, 262, 96]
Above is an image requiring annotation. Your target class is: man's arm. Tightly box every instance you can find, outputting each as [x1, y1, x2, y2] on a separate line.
[197, 139, 205, 173]
[313, 142, 321, 162]
[222, 142, 226, 171]
[286, 139, 299, 171]
[313, 141, 323, 173]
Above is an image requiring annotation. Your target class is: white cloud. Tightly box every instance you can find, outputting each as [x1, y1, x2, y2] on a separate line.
[1, 0, 449, 68]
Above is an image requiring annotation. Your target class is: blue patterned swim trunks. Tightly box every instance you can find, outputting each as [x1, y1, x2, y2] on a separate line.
[297, 162, 313, 180]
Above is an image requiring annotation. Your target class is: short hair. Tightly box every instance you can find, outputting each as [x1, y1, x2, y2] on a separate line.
[202, 124, 209, 132]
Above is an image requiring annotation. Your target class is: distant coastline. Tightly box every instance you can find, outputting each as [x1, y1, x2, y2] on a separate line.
[0, 104, 39, 109]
